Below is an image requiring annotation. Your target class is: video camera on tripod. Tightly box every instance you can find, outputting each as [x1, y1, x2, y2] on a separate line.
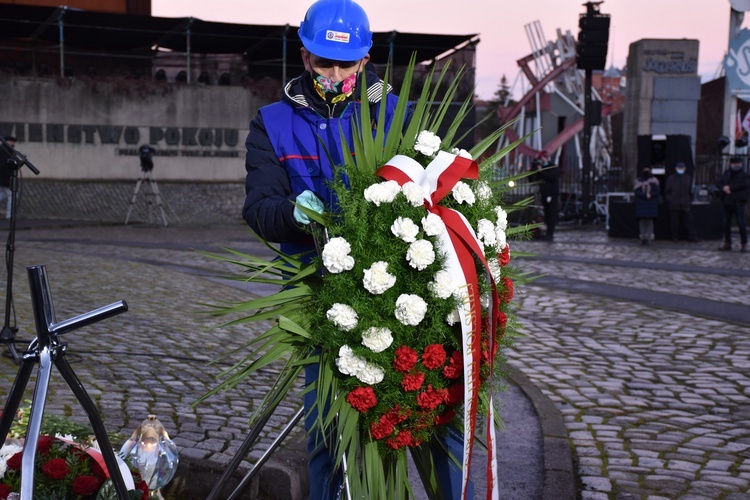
[138, 144, 155, 172]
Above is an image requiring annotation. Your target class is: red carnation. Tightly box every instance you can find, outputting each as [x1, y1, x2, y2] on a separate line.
[401, 371, 425, 391]
[499, 245, 510, 267]
[6, 452, 22, 471]
[384, 405, 411, 425]
[445, 384, 464, 406]
[422, 344, 447, 370]
[501, 277, 514, 303]
[416, 385, 446, 410]
[0, 484, 11, 499]
[37, 435, 55, 456]
[435, 409, 456, 427]
[346, 386, 378, 413]
[73, 474, 104, 496]
[393, 346, 418, 373]
[386, 430, 414, 450]
[41, 457, 70, 480]
[498, 311, 507, 331]
[442, 350, 463, 379]
[370, 417, 395, 440]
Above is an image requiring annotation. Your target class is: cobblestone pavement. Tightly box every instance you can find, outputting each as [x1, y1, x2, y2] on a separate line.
[1, 221, 750, 499]
[511, 229, 750, 499]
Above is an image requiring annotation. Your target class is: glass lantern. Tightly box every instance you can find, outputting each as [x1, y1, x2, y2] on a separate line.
[120, 415, 179, 495]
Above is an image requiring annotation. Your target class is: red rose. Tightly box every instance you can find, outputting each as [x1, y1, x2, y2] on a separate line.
[346, 386, 378, 413]
[435, 409, 456, 427]
[386, 430, 414, 450]
[370, 417, 395, 440]
[501, 277, 514, 303]
[401, 372, 425, 392]
[498, 245, 510, 267]
[445, 384, 464, 406]
[73, 474, 104, 496]
[41, 457, 70, 480]
[416, 385, 446, 410]
[6, 452, 22, 471]
[37, 435, 55, 456]
[421, 344, 446, 370]
[442, 350, 463, 379]
[393, 346, 418, 373]
[135, 480, 149, 500]
[0, 484, 12, 499]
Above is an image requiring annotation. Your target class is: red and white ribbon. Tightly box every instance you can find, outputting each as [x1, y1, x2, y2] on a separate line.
[377, 151, 500, 500]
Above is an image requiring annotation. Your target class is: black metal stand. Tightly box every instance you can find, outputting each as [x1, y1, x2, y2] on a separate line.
[0, 137, 40, 364]
[0, 265, 130, 500]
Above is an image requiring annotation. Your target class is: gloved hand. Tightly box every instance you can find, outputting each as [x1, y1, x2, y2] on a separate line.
[293, 190, 324, 225]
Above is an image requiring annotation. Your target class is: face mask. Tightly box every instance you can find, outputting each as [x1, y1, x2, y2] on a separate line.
[731, 164, 743, 171]
[311, 70, 358, 105]
[676, 169, 685, 175]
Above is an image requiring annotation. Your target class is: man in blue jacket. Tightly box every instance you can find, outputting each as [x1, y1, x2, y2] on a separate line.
[241, 1, 468, 498]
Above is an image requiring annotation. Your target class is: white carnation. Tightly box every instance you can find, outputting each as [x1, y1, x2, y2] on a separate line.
[450, 147, 473, 159]
[322, 237, 355, 274]
[477, 219, 497, 247]
[495, 206, 508, 231]
[326, 303, 358, 331]
[495, 226, 507, 251]
[391, 216, 420, 243]
[421, 213, 445, 236]
[452, 181, 476, 205]
[364, 180, 401, 206]
[361, 326, 393, 353]
[401, 182, 427, 207]
[429, 270, 456, 299]
[446, 308, 461, 325]
[395, 294, 428, 326]
[414, 130, 442, 156]
[406, 239, 436, 270]
[488, 257, 502, 282]
[476, 181, 493, 201]
[356, 362, 386, 385]
[363, 261, 396, 295]
[336, 345, 367, 376]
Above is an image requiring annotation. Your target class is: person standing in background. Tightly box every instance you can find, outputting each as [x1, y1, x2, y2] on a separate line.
[664, 161, 700, 242]
[531, 152, 559, 242]
[0, 136, 17, 219]
[716, 156, 749, 252]
[633, 167, 660, 245]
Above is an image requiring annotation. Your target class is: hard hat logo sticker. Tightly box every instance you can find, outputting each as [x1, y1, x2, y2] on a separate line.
[326, 30, 351, 43]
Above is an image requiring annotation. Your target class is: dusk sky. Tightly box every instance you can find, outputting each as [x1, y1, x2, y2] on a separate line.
[153, 0, 738, 100]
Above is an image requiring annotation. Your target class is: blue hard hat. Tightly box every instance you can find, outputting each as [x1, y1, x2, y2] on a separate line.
[299, 0, 373, 61]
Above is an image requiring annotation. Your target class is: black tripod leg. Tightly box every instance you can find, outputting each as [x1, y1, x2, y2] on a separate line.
[55, 353, 130, 500]
[204, 401, 281, 500]
[0, 355, 34, 447]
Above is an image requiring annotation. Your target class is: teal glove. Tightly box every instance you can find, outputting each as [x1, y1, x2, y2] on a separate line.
[293, 190, 324, 225]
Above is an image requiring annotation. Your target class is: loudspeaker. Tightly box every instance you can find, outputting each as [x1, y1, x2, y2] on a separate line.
[577, 14, 610, 70]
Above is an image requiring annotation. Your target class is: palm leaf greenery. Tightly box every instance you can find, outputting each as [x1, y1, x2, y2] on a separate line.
[198, 54, 534, 499]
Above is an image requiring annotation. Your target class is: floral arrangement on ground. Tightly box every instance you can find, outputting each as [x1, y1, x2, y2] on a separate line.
[0, 406, 148, 500]
[202, 58, 532, 499]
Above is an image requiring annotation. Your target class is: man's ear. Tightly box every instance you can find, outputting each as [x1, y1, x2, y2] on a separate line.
[301, 48, 311, 71]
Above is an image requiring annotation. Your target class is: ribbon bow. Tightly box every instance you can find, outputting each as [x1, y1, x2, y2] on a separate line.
[376, 151, 500, 500]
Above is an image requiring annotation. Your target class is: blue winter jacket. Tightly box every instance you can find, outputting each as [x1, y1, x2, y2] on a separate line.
[242, 69, 399, 256]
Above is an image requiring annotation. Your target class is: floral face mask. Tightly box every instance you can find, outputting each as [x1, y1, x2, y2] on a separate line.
[311, 70, 359, 105]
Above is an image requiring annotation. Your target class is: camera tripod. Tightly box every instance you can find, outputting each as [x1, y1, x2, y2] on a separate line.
[0, 136, 40, 364]
[0, 265, 131, 499]
[124, 168, 169, 227]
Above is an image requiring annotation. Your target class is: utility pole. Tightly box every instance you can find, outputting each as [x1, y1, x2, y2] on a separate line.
[576, 1, 609, 222]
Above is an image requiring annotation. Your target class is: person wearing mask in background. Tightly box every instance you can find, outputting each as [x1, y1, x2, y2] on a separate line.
[241, 1, 470, 498]
[664, 161, 700, 243]
[0, 136, 17, 219]
[716, 156, 749, 252]
[531, 152, 560, 242]
[633, 167, 660, 245]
